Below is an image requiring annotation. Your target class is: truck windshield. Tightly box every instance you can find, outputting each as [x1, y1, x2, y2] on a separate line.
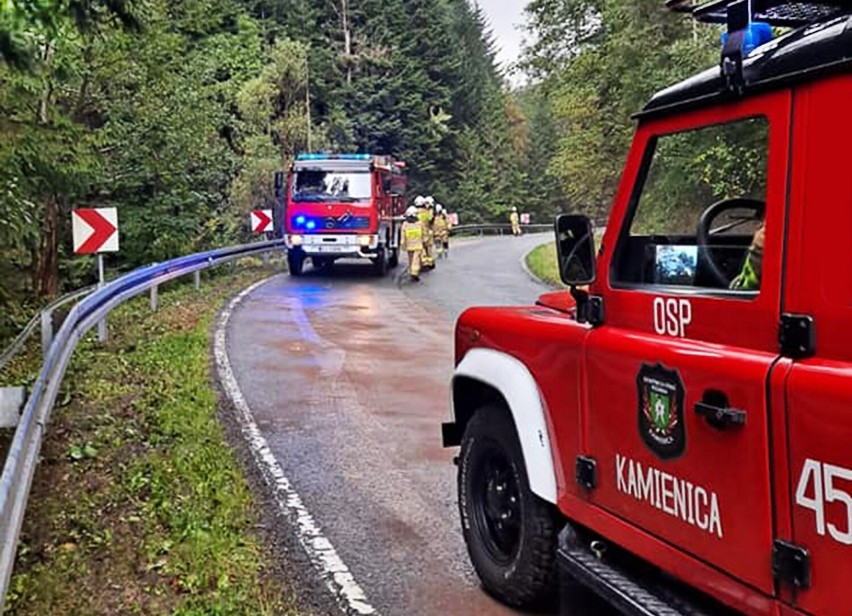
[292, 170, 372, 203]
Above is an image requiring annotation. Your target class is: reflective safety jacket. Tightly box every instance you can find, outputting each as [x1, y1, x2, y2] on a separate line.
[418, 207, 434, 229]
[730, 224, 765, 291]
[401, 221, 424, 252]
[433, 215, 449, 238]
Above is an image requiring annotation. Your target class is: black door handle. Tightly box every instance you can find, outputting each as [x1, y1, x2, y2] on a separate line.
[694, 395, 746, 430]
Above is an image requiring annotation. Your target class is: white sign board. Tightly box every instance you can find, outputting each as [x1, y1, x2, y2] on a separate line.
[251, 210, 274, 233]
[72, 208, 119, 254]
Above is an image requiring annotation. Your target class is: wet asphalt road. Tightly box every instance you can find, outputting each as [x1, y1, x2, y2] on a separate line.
[224, 234, 558, 615]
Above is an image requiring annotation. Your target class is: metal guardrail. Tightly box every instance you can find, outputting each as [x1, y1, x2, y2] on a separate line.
[0, 239, 286, 608]
[0, 286, 98, 373]
[450, 223, 552, 236]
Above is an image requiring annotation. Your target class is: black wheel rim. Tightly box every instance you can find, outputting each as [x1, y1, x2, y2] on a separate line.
[471, 443, 522, 565]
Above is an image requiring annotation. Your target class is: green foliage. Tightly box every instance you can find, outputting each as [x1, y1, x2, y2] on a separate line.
[1, 0, 530, 341]
[521, 0, 725, 222]
[3, 267, 297, 614]
[526, 241, 564, 288]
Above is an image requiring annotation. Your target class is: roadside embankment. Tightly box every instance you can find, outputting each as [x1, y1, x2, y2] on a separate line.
[1, 263, 311, 615]
[524, 241, 564, 288]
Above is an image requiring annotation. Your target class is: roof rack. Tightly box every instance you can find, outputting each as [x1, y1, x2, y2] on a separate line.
[668, 0, 852, 93]
[666, 0, 852, 27]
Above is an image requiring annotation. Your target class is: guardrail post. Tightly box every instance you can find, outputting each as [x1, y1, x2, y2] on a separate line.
[150, 285, 158, 312]
[97, 254, 108, 343]
[0, 387, 25, 428]
[40, 311, 53, 361]
[194, 270, 201, 291]
[262, 251, 270, 265]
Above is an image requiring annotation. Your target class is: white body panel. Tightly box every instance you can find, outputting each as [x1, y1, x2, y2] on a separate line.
[453, 348, 557, 503]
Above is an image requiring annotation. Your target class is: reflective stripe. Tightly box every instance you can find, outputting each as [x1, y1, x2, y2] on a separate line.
[404, 228, 422, 241]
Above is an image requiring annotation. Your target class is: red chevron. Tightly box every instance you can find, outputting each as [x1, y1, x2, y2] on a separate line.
[252, 210, 272, 233]
[75, 209, 117, 254]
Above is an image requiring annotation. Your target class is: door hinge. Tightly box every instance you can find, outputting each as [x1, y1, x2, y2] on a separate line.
[576, 295, 604, 327]
[575, 456, 597, 490]
[779, 314, 815, 359]
[772, 540, 811, 589]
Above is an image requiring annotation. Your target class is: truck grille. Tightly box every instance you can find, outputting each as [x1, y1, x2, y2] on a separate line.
[291, 215, 371, 230]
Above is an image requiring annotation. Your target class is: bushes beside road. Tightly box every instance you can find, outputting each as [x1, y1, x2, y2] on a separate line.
[0, 266, 305, 615]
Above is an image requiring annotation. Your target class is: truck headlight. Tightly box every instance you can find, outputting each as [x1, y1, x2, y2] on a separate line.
[290, 235, 303, 246]
[359, 235, 373, 247]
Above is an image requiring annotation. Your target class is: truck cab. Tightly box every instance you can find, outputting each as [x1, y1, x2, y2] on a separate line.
[280, 153, 406, 276]
[443, 2, 852, 614]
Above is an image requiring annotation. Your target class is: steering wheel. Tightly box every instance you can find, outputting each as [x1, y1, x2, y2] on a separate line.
[697, 197, 765, 287]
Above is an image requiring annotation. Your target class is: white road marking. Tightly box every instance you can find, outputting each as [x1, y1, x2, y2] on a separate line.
[214, 278, 378, 616]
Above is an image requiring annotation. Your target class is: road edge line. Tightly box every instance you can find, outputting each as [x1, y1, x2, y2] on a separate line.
[214, 278, 378, 616]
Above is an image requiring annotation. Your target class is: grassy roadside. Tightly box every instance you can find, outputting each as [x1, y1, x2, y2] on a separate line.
[525, 242, 564, 288]
[0, 263, 305, 615]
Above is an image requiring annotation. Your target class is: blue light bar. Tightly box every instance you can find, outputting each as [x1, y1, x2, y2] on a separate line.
[296, 215, 306, 226]
[295, 153, 372, 161]
[721, 21, 773, 56]
[306, 220, 316, 230]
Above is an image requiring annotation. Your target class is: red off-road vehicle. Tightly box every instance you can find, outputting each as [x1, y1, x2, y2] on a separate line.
[443, 2, 852, 614]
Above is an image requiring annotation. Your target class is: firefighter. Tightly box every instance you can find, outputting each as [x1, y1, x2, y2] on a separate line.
[510, 206, 522, 236]
[433, 204, 451, 258]
[730, 223, 765, 291]
[418, 196, 436, 269]
[401, 206, 424, 281]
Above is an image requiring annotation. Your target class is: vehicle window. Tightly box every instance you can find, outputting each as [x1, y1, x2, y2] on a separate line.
[612, 117, 769, 292]
[292, 170, 373, 202]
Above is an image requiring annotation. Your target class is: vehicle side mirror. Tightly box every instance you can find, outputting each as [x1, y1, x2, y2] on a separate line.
[555, 214, 596, 287]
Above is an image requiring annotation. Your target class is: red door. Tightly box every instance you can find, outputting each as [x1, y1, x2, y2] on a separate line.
[780, 75, 852, 616]
[582, 94, 791, 594]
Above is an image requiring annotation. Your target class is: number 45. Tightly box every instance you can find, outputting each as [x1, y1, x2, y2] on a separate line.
[796, 458, 852, 545]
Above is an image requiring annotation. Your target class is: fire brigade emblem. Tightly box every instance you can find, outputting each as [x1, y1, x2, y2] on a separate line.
[637, 363, 685, 460]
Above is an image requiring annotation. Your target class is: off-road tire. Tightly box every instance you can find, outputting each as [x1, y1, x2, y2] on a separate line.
[458, 406, 559, 609]
[287, 251, 304, 277]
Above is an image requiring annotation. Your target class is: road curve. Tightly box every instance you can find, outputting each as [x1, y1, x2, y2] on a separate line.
[222, 235, 556, 615]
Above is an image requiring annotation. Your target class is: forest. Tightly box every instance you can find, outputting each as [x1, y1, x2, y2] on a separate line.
[0, 0, 726, 338]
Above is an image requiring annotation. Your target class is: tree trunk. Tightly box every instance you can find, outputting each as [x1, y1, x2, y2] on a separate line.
[342, 0, 352, 85]
[34, 39, 59, 299]
[35, 194, 60, 299]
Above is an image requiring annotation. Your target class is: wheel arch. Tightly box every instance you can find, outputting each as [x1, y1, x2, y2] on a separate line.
[450, 348, 557, 504]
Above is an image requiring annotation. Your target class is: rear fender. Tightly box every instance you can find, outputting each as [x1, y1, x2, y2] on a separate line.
[451, 348, 557, 504]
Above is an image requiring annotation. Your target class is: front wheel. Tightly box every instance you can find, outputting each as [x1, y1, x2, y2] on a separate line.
[287, 251, 305, 277]
[372, 247, 388, 277]
[459, 406, 559, 609]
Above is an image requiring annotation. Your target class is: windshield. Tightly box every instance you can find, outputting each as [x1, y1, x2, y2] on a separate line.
[291, 170, 373, 202]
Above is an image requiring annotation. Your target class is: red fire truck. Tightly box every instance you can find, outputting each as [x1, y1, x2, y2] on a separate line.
[443, 2, 852, 614]
[276, 153, 407, 276]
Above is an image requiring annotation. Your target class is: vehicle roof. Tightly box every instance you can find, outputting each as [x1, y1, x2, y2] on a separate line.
[292, 155, 399, 173]
[641, 13, 852, 117]
[293, 159, 373, 172]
